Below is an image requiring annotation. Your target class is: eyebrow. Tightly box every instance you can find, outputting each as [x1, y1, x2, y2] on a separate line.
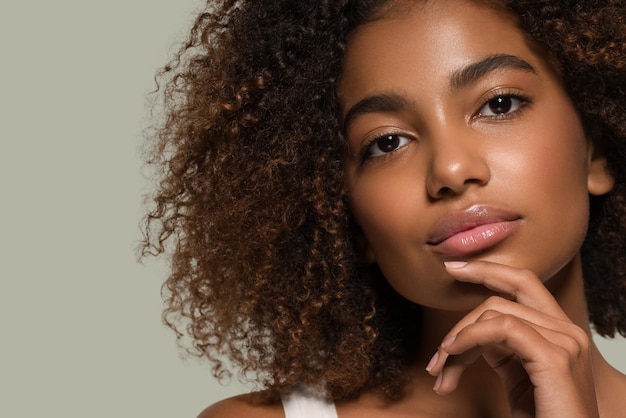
[450, 54, 537, 92]
[342, 93, 410, 134]
[341, 54, 537, 133]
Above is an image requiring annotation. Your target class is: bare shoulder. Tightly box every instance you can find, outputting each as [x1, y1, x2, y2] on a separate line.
[197, 393, 284, 418]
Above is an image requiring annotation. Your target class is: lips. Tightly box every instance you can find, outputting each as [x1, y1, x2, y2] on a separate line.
[427, 205, 521, 257]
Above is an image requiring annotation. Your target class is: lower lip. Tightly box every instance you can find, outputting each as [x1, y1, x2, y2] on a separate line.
[429, 220, 521, 257]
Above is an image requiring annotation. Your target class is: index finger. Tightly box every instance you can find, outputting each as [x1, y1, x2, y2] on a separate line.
[444, 260, 569, 321]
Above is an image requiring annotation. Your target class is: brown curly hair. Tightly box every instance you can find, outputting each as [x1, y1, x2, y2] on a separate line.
[140, 0, 626, 401]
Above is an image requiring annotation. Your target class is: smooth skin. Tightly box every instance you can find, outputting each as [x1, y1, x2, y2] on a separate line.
[201, 1, 626, 417]
[339, 1, 623, 417]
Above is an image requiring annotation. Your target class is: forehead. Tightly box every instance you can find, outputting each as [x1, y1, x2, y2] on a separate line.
[338, 1, 548, 112]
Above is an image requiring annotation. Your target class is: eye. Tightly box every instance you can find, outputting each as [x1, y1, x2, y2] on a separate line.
[365, 134, 412, 158]
[475, 94, 528, 118]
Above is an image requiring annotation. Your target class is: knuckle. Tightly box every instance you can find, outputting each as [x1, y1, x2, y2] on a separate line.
[570, 325, 591, 349]
[567, 327, 591, 357]
[482, 295, 506, 310]
[505, 268, 536, 299]
[549, 334, 589, 367]
[559, 335, 581, 356]
[497, 314, 520, 331]
[477, 309, 500, 321]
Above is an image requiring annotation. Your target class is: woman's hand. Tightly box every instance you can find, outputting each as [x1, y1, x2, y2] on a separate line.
[425, 260, 599, 418]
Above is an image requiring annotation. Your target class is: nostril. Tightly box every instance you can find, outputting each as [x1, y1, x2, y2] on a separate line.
[426, 153, 491, 199]
[437, 186, 454, 197]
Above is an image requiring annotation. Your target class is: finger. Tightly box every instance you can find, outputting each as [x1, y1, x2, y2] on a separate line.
[444, 260, 568, 320]
[431, 345, 484, 394]
[437, 314, 596, 415]
[428, 306, 589, 376]
[426, 296, 576, 377]
[432, 313, 587, 394]
[428, 310, 516, 386]
[428, 260, 582, 385]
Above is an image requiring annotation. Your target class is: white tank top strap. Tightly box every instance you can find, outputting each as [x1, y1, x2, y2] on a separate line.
[281, 383, 339, 418]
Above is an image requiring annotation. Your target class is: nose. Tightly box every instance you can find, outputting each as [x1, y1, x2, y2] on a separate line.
[425, 131, 491, 199]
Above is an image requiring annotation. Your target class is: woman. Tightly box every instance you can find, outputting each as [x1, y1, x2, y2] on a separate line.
[141, 0, 626, 416]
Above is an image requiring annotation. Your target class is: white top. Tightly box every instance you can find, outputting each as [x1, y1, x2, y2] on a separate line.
[281, 384, 339, 418]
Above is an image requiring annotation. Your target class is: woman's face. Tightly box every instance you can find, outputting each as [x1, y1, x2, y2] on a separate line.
[338, 1, 612, 310]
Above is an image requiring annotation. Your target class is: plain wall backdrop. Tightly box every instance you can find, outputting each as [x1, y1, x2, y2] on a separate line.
[1, 1, 624, 417]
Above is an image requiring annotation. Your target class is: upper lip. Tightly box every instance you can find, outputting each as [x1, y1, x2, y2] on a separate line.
[426, 205, 521, 245]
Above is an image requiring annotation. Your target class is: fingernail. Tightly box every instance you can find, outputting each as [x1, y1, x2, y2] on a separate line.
[444, 261, 467, 269]
[433, 372, 443, 392]
[425, 350, 439, 372]
[441, 334, 456, 349]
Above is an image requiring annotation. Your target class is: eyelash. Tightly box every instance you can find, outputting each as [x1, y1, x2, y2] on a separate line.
[357, 131, 413, 164]
[472, 89, 531, 120]
[354, 90, 532, 165]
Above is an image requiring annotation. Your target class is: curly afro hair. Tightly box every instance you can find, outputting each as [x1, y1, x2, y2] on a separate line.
[140, 0, 626, 401]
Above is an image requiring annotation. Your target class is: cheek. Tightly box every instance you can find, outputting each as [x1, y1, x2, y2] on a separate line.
[495, 101, 590, 204]
[347, 164, 434, 277]
[513, 142, 586, 197]
[349, 174, 418, 243]
[497, 113, 591, 279]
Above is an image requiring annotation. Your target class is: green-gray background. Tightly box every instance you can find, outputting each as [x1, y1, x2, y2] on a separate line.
[1, 1, 623, 417]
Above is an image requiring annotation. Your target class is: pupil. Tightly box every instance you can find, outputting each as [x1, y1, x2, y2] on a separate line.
[489, 97, 512, 114]
[378, 135, 399, 152]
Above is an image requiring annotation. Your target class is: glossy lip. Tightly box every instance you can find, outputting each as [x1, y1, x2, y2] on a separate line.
[427, 205, 522, 257]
